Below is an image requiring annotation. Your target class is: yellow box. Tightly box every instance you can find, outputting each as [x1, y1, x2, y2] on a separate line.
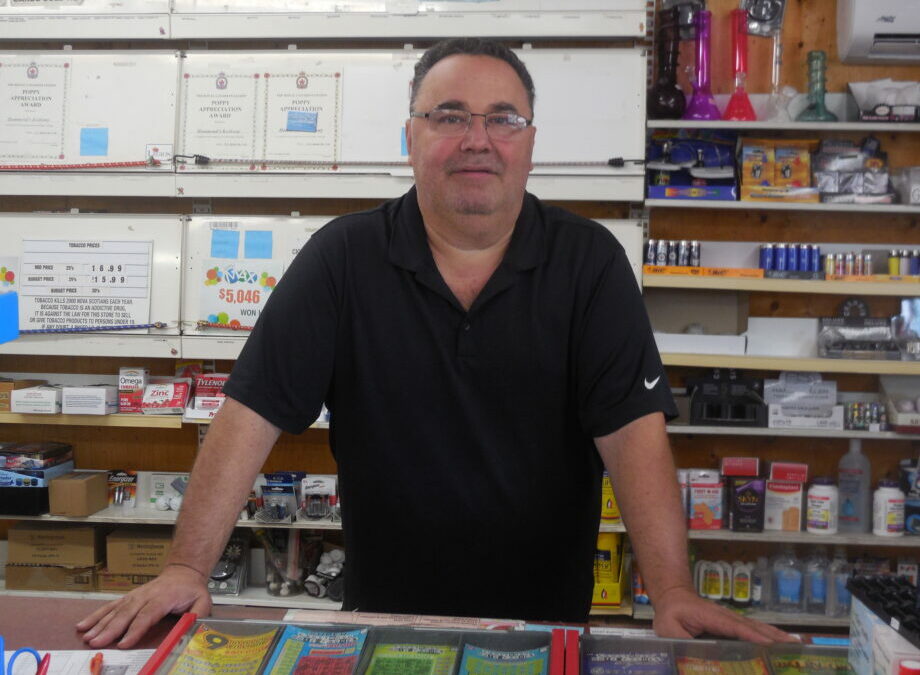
[600, 472, 621, 523]
[592, 548, 628, 608]
[741, 141, 774, 186]
[774, 142, 813, 188]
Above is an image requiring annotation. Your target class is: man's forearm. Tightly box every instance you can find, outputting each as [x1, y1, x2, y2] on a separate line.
[166, 397, 282, 576]
[595, 413, 693, 604]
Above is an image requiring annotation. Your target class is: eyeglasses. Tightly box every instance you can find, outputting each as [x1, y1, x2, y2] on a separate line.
[410, 108, 532, 139]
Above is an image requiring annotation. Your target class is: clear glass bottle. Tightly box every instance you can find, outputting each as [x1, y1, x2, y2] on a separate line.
[804, 547, 829, 614]
[827, 547, 852, 617]
[772, 545, 804, 613]
[752, 556, 770, 609]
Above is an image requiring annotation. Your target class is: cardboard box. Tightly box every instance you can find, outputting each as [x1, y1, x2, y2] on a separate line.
[62, 385, 118, 415]
[0, 378, 47, 411]
[49, 471, 109, 517]
[97, 568, 158, 593]
[106, 528, 173, 575]
[721, 457, 760, 477]
[4, 563, 99, 592]
[0, 459, 75, 488]
[591, 550, 628, 608]
[770, 462, 810, 483]
[764, 378, 837, 407]
[765, 480, 804, 532]
[7, 522, 104, 566]
[10, 385, 62, 414]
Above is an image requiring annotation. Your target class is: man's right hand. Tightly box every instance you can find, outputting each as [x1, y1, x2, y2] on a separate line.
[76, 565, 212, 648]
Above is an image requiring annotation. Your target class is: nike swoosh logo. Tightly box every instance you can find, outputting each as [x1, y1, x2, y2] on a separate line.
[644, 376, 660, 390]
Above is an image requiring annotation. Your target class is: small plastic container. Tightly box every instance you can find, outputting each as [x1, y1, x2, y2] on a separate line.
[806, 477, 839, 535]
[873, 479, 906, 537]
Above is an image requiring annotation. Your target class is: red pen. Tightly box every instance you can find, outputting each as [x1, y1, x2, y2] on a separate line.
[90, 652, 104, 675]
[37, 653, 51, 675]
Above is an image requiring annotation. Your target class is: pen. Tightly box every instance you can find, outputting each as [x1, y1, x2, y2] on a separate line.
[37, 653, 51, 675]
[90, 652, 104, 675]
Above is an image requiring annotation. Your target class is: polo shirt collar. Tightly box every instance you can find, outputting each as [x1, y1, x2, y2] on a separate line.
[388, 186, 545, 274]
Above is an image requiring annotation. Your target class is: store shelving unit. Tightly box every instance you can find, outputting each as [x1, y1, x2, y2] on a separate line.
[666, 423, 919, 441]
[644, 275, 919, 296]
[647, 120, 920, 133]
[660, 354, 920, 375]
[644, 200, 920, 214]
[631, 604, 849, 628]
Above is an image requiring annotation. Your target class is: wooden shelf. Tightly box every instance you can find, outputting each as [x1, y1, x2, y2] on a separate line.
[644, 199, 920, 214]
[632, 603, 849, 628]
[667, 423, 920, 441]
[644, 274, 920, 296]
[0, 412, 183, 429]
[661, 353, 920, 375]
[646, 120, 920, 133]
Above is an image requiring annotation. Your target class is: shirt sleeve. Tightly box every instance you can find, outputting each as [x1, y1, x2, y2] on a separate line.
[222, 226, 341, 434]
[576, 234, 677, 438]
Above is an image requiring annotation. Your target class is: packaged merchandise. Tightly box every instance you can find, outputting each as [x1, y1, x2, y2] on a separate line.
[10, 385, 62, 414]
[49, 471, 109, 517]
[600, 471, 622, 523]
[0, 377, 47, 411]
[728, 477, 765, 532]
[61, 385, 118, 415]
[838, 439, 871, 533]
[806, 477, 839, 535]
[141, 378, 191, 415]
[0, 441, 72, 470]
[106, 528, 172, 575]
[765, 481, 804, 532]
[688, 469, 723, 530]
[107, 470, 138, 507]
[192, 372, 229, 411]
[262, 625, 368, 675]
[874, 480, 906, 537]
[118, 367, 148, 413]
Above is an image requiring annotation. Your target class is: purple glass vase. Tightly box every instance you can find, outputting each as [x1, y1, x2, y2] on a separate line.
[683, 10, 721, 121]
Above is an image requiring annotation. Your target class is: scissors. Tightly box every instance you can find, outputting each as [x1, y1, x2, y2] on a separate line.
[0, 635, 41, 675]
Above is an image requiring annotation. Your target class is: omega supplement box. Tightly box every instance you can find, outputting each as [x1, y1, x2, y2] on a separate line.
[106, 528, 173, 575]
[0, 377, 47, 411]
[10, 385, 62, 414]
[49, 471, 109, 517]
[118, 367, 149, 413]
[62, 384, 118, 415]
[7, 522, 105, 566]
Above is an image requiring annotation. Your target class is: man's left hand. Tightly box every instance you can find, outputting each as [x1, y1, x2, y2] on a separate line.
[652, 586, 799, 644]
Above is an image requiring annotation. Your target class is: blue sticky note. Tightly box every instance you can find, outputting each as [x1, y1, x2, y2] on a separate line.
[80, 127, 109, 156]
[286, 110, 318, 132]
[811, 637, 849, 646]
[210, 230, 240, 259]
[0, 292, 19, 344]
[244, 231, 273, 259]
[400, 127, 408, 156]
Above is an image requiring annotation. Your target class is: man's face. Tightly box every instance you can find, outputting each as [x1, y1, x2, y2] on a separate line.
[406, 54, 536, 220]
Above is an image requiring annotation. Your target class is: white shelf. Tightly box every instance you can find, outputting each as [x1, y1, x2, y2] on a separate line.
[169, 10, 647, 40]
[631, 604, 849, 628]
[661, 353, 920, 376]
[667, 423, 920, 441]
[647, 120, 920, 133]
[0, 172, 176, 198]
[180, 336, 246, 361]
[0, 14, 171, 40]
[644, 200, 920, 214]
[644, 275, 920, 297]
[0, 579, 342, 610]
[0, 334, 181, 359]
[687, 529, 920, 548]
[6, 507, 344, 531]
[175, 172, 643, 202]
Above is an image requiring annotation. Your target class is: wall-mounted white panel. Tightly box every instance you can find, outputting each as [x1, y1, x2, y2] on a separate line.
[598, 219, 644, 287]
[169, 1, 646, 39]
[0, 51, 178, 170]
[182, 215, 326, 340]
[0, 214, 182, 357]
[176, 48, 645, 184]
[0, 1, 170, 39]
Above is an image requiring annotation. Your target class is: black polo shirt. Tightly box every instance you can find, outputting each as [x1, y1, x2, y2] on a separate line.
[224, 186, 676, 622]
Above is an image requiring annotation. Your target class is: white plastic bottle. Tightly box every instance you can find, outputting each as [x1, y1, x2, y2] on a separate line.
[752, 556, 770, 609]
[873, 480, 906, 537]
[838, 439, 871, 533]
[807, 477, 839, 535]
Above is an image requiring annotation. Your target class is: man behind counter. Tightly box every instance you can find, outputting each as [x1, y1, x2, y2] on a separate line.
[78, 38, 791, 647]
